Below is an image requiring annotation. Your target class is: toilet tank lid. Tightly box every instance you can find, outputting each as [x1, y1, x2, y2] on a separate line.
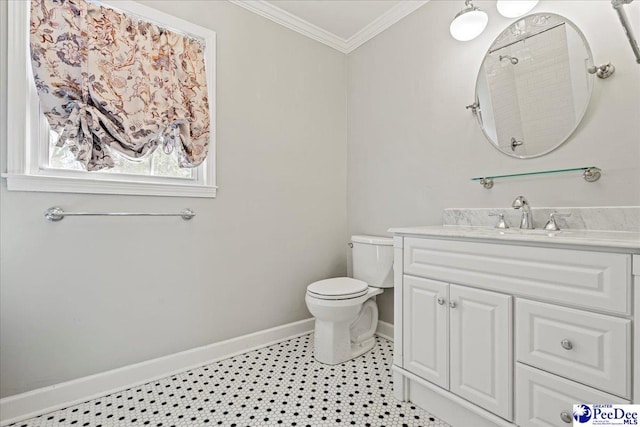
[351, 235, 393, 246]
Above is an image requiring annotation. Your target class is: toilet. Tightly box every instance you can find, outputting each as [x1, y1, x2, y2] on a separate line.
[305, 235, 394, 365]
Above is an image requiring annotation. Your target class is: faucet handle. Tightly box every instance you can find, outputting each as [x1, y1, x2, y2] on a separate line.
[544, 213, 571, 231]
[488, 213, 509, 229]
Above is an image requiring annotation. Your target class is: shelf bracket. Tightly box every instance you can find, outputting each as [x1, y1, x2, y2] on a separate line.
[583, 167, 602, 182]
[479, 178, 494, 189]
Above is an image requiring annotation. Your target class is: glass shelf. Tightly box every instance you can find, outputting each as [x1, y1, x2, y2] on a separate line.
[471, 166, 601, 189]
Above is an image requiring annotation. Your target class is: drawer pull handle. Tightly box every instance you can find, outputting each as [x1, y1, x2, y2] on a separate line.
[561, 339, 573, 350]
[449, 301, 457, 309]
[560, 412, 572, 423]
[437, 297, 445, 305]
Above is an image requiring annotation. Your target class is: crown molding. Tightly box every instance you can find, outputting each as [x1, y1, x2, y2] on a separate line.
[228, 0, 349, 53]
[345, 1, 429, 53]
[228, 0, 429, 54]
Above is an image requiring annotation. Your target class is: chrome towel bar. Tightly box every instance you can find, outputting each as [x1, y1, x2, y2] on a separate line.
[44, 207, 195, 222]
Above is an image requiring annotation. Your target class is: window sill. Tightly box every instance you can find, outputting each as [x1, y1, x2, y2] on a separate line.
[2, 173, 218, 198]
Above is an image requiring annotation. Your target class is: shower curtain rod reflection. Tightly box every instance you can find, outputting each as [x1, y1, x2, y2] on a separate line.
[488, 22, 565, 54]
[44, 207, 196, 222]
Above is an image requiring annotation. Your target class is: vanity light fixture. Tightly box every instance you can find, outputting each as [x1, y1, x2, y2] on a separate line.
[496, 0, 539, 18]
[450, 0, 489, 41]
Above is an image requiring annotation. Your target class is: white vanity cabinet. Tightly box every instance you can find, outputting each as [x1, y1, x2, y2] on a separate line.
[403, 276, 512, 419]
[391, 230, 639, 427]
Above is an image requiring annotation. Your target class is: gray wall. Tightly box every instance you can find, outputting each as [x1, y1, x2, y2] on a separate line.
[3, 0, 639, 399]
[0, 1, 348, 397]
[347, 0, 640, 323]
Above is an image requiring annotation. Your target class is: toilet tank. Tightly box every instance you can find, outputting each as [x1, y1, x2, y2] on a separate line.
[351, 235, 394, 288]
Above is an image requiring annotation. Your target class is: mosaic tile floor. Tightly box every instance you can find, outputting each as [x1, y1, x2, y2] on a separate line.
[10, 334, 449, 427]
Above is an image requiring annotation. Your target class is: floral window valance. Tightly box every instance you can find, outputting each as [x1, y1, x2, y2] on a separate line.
[29, 0, 211, 171]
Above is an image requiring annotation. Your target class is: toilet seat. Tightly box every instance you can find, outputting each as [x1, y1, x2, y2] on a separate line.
[307, 277, 368, 300]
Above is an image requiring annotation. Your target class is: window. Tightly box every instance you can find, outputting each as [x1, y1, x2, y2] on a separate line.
[3, 0, 217, 198]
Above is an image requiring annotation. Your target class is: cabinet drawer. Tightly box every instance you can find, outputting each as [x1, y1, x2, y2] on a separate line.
[516, 299, 631, 398]
[516, 364, 629, 427]
[403, 237, 631, 314]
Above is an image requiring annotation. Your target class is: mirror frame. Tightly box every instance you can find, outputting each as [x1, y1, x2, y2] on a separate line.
[474, 12, 595, 159]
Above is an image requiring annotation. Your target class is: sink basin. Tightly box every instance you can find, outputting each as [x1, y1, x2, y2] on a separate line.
[441, 227, 563, 237]
[498, 228, 561, 236]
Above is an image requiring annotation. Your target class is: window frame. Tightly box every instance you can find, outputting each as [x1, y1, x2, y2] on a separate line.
[3, 0, 217, 198]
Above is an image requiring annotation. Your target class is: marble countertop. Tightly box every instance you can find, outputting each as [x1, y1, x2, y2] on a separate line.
[388, 225, 640, 252]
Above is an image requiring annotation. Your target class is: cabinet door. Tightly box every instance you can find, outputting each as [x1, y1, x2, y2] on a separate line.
[450, 285, 512, 420]
[403, 275, 449, 389]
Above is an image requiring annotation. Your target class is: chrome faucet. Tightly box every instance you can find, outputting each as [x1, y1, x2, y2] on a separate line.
[512, 196, 534, 229]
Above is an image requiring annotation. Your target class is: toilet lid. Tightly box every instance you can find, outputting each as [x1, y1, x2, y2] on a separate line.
[307, 278, 369, 300]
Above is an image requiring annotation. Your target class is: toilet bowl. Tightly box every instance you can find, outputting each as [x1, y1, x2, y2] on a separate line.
[305, 235, 394, 365]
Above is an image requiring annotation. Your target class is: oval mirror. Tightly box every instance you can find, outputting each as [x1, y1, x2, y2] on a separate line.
[475, 13, 594, 158]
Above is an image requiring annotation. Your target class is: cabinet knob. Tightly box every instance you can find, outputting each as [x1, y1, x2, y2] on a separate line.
[437, 297, 445, 305]
[560, 339, 573, 350]
[560, 411, 572, 423]
[449, 301, 457, 309]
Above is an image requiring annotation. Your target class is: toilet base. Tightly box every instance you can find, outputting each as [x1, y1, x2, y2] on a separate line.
[350, 336, 376, 360]
[312, 321, 377, 365]
[313, 318, 353, 365]
[311, 297, 379, 365]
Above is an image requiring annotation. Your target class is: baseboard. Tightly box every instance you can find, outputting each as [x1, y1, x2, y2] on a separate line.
[376, 320, 394, 341]
[0, 318, 315, 426]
